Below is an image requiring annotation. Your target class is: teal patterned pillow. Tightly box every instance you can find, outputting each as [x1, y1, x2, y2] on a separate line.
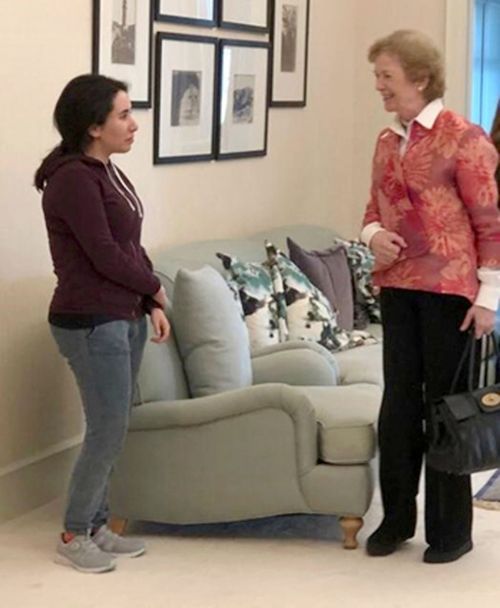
[265, 243, 372, 352]
[217, 253, 288, 350]
[334, 238, 381, 328]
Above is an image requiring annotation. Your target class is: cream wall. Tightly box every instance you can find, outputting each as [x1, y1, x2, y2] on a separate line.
[0, 0, 457, 521]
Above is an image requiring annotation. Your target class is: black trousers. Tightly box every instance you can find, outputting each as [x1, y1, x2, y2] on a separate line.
[379, 288, 473, 550]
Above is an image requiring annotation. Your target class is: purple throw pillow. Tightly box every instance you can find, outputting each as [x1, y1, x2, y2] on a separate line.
[287, 237, 354, 331]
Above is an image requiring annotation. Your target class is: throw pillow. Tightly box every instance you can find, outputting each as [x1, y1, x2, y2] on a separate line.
[334, 238, 381, 329]
[172, 266, 252, 398]
[265, 242, 353, 352]
[216, 252, 287, 350]
[287, 237, 354, 331]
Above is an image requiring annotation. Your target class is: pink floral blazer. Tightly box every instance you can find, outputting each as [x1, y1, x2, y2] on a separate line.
[363, 109, 500, 302]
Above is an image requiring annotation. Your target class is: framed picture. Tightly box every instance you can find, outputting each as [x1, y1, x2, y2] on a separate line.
[92, 0, 153, 108]
[155, 0, 217, 27]
[270, 0, 310, 107]
[154, 33, 218, 164]
[217, 39, 270, 160]
[219, 0, 269, 33]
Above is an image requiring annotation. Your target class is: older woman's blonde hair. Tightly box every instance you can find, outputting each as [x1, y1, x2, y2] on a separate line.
[368, 30, 445, 102]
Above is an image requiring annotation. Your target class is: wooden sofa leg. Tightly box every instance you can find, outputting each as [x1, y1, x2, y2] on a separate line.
[339, 516, 363, 549]
[109, 516, 128, 535]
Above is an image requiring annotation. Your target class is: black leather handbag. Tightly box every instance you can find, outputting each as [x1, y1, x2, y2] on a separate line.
[427, 333, 500, 475]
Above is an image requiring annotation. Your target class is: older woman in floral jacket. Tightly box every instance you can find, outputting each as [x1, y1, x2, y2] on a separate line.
[361, 30, 500, 564]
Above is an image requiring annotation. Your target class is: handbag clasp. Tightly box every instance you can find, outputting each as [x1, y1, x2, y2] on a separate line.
[481, 393, 500, 407]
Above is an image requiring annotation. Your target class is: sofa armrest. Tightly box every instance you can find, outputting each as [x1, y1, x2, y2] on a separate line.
[129, 383, 317, 476]
[251, 348, 338, 387]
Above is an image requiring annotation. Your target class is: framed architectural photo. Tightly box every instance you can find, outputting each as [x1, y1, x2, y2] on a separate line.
[270, 0, 310, 107]
[155, 0, 217, 27]
[219, 0, 269, 33]
[154, 33, 218, 164]
[217, 40, 270, 160]
[92, 0, 153, 108]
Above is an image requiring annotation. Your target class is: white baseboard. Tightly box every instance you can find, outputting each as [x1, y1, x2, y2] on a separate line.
[0, 435, 82, 524]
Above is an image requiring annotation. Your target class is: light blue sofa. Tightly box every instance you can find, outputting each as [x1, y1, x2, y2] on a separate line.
[109, 225, 383, 549]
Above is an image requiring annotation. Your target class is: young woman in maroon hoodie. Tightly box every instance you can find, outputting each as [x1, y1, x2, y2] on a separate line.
[35, 74, 170, 573]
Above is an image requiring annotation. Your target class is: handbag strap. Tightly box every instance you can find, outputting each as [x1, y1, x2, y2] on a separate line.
[449, 332, 499, 394]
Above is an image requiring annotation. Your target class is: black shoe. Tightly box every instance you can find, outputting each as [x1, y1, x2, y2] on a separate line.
[423, 540, 473, 564]
[366, 524, 414, 557]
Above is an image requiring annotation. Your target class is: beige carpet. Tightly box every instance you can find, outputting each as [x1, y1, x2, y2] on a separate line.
[1, 472, 499, 608]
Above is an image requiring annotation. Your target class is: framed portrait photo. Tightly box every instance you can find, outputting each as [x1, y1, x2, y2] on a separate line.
[217, 39, 270, 160]
[92, 0, 153, 108]
[270, 0, 310, 107]
[154, 33, 218, 164]
[155, 0, 217, 27]
[219, 0, 269, 33]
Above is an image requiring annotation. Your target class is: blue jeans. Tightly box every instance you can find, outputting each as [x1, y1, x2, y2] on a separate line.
[51, 318, 147, 534]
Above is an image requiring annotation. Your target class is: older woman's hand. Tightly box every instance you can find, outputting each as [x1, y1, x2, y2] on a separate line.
[370, 230, 407, 267]
[460, 305, 496, 339]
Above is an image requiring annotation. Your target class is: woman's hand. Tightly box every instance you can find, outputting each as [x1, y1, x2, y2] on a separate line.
[152, 285, 167, 308]
[370, 230, 407, 267]
[460, 305, 496, 339]
[150, 308, 171, 343]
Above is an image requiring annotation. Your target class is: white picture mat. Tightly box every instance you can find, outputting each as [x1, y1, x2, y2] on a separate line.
[219, 46, 268, 154]
[98, 0, 150, 102]
[158, 0, 214, 19]
[272, 0, 308, 101]
[158, 39, 215, 157]
[222, 0, 268, 27]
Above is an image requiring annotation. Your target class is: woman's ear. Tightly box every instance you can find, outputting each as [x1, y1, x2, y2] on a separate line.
[87, 124, 101, 139]
[416, 76, 430, 93]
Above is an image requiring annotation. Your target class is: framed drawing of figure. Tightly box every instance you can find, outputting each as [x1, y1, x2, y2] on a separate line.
[92, 0, 153, 108]
[154, 33, 218, 163]
[270, 0, 310, 107]
[217, 39, 270, 159]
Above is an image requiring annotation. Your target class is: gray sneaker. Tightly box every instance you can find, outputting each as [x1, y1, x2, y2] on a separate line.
[92, 525, 146, 558]
[55, 535, 116, 573]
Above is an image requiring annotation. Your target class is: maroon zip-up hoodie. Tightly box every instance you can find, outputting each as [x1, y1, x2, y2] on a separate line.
[42, 154, 161, 319]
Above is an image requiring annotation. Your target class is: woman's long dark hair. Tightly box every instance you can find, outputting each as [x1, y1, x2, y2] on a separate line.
[34, 74, 127, 191]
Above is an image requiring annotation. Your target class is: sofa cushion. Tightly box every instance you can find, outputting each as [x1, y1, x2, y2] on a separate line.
[300, 385, 381, 464]
[333, 342, 384, 387]
[217, 252, 287, 350]
[335, 238, 381, 329]
[287, 237, 354, 331]
[172, 266, 252, 398]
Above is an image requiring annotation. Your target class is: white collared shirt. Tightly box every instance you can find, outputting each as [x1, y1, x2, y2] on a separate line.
[360, 99, 500, 311]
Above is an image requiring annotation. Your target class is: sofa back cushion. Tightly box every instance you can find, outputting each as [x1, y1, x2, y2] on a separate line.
[172, 266, 253, 397]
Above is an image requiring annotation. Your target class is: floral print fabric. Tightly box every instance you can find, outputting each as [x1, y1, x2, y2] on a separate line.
[363, 109, 500, 302]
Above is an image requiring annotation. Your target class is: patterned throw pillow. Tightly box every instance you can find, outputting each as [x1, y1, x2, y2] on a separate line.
[334, 238, 381, 329]
[216, 252, 287, 350]
[287, 237, 354, 331]
[265, 243, 374, 352]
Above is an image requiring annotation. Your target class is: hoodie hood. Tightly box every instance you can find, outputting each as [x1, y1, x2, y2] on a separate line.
[35, 147, 103, 191]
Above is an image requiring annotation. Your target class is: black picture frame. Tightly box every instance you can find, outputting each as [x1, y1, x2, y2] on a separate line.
[154, 0, 217, 27]
[218, 0, 269, 33]
[92, 0, 153, 109]
[217, 39, 270, 160]
[270, 0, 310, 107]
[154, 32, 218, 164]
